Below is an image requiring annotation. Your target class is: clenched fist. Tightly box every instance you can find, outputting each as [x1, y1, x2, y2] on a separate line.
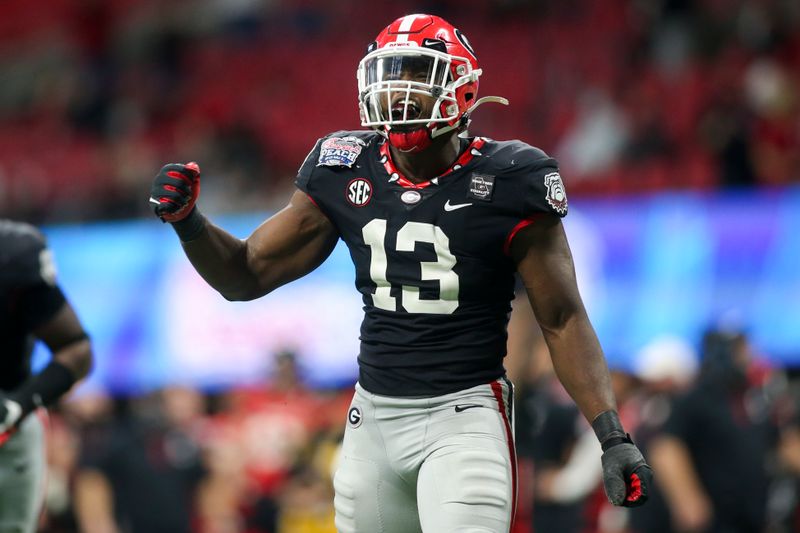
[592, 410, 653, 507]
[149, 162, 201, 222]
[600, 434, 652, 507]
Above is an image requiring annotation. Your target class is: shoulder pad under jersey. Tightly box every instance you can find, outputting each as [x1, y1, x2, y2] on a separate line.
[483, 139, 568, 218]
[0, 220, 58, 287]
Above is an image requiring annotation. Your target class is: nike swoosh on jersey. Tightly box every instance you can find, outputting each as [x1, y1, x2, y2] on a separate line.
[454, 404, 482, 413]
[444, 200, 473, 211]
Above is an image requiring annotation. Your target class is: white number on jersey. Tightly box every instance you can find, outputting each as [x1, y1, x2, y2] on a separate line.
[362, 219, 459, 314]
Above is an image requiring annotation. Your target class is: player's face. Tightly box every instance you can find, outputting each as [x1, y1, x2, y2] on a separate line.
[363, 54, 448, 131]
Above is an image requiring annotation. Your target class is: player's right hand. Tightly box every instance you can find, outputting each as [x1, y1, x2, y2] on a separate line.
[149, 162, 201, 222]
[0, 396, 22, 447]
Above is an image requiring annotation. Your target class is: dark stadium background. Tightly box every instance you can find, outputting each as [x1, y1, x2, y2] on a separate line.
[1, 0, 798, 532]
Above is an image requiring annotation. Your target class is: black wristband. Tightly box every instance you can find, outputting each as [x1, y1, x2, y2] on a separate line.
[9, 361, 77, 416]
[600, 434, 634, 452]
[592, 410, 628, 450]
[170, 207, 207, 242]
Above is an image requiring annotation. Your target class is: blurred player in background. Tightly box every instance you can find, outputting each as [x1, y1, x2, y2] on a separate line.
[646, 330, 775, 533]
[150, 13, 652, 532]
[0, 219, 93, 533]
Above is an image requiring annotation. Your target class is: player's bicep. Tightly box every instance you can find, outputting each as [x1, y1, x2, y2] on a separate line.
[32, 301, 93, 378]
[509, 215, 584, 332]
[32, 301, 86, 349]
[244, 190, 339, 294]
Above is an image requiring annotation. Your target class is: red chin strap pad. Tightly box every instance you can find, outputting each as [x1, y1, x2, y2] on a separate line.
[387, 128, 433, 153]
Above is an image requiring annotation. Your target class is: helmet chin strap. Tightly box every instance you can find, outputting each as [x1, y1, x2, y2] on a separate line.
[431, 95, 510, 138]
[464, 96, 510, 114]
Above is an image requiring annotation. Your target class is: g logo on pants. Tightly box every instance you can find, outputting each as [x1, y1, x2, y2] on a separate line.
[348, 406, 363, 428]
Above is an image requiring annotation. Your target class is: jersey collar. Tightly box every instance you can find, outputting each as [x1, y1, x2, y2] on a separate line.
[378, 137, 486, 189]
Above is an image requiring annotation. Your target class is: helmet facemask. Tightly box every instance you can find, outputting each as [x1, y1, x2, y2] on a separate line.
[357, 46, 481, 151]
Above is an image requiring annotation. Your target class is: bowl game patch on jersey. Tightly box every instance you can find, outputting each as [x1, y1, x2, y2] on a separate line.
[318, 136, 366, 168]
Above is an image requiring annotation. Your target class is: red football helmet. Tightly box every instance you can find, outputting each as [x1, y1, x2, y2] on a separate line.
[357, 14, 507, 152]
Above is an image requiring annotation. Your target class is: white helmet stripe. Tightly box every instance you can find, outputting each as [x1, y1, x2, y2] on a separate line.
[394, 14, 421, 43]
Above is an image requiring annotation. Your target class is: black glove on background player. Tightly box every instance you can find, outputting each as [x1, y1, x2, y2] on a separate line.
[592, 410, 653, 507]
[149, 162, 207, 241]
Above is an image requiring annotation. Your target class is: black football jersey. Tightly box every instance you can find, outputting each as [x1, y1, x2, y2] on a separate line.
[0, 220, 66, 390]
[296, 130, 568, 396]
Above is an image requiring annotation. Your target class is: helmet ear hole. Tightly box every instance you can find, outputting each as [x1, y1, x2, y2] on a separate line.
[465, 92, 474, 102]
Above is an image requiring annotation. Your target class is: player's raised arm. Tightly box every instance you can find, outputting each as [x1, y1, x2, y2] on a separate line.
[149, 163, 339, 301]
[510, 214, 653, 508]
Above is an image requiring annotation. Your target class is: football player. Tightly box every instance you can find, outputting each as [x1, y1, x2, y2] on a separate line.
[150, 14, 652, 532]
[0, 220, 93, 533]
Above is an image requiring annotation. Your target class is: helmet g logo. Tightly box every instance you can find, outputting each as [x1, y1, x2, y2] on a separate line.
[348, 406, 363, 428]
[454, 28, 476, 59]
[347, 178, 373, 207]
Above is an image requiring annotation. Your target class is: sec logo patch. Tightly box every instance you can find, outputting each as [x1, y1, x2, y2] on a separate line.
[348, 406, 363, 428]
[346, 178, 372, 207]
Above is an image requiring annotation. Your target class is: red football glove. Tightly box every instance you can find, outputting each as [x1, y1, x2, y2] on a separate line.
[149, 162, 201, 222]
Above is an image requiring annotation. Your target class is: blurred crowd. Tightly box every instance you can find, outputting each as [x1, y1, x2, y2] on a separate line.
[505, 294, 800, 533]
[0, 0, 798, 224]
[43, 350, 350, 533]
[34, 297, 800, 533]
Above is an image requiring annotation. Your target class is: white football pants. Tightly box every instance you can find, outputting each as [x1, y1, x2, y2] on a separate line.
[334, 379, 516, 533]
[0, 412, 45, 533]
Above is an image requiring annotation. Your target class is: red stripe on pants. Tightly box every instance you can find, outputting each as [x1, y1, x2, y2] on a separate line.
[491, 381, 517, 532]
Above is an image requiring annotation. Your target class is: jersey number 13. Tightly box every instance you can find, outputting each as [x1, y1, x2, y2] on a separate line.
[362, 219, 459, 315]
